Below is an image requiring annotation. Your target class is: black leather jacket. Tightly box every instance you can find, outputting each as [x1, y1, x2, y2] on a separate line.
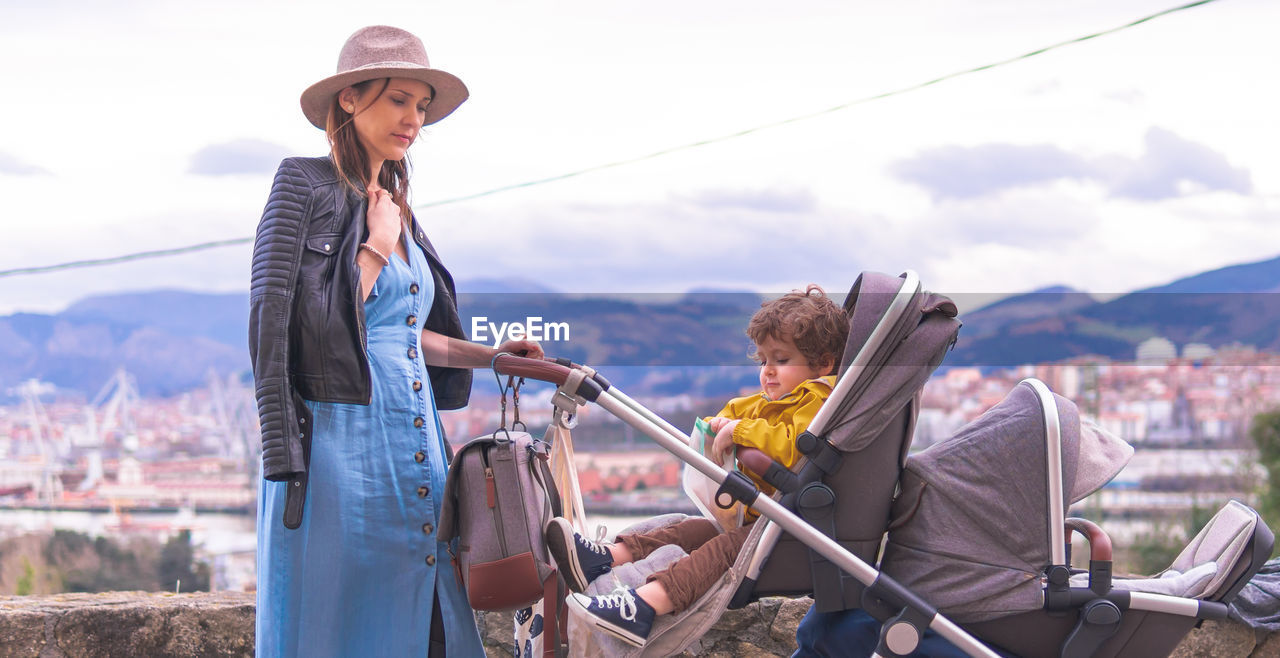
[249, 156, 471, 527]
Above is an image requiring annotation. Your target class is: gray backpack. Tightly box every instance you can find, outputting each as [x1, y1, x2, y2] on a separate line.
[439, 429, 562, 611]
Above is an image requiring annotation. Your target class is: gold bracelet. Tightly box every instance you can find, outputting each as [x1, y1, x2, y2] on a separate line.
[359, 243, 390, 266]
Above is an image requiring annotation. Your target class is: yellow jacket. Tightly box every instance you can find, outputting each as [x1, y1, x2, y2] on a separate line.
[711, 376, 836, 517]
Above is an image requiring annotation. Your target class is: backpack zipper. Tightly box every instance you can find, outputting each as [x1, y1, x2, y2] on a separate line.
[485, 461, 507, 555]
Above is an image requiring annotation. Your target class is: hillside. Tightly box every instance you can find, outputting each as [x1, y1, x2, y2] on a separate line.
[0, 283, 764, 399]
[950, 254, 1280, 365]
[5, 255, 1280, 398]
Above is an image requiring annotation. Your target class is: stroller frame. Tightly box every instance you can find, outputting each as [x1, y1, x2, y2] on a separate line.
[493, 270, 1267, 657]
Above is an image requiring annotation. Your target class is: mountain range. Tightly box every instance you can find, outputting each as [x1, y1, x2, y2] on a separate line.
[3, 256, 1279, 400]
[952, 255, 1280, 366]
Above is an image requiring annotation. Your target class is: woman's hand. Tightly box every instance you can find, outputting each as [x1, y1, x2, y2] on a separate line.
[712, 420, 740, 462]
[495, 339, 544, 360]
[422, 332, 544, 369]
[365, 187, 401, 255]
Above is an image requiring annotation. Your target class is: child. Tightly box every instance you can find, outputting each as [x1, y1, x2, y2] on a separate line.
[546, 285, 849, 647]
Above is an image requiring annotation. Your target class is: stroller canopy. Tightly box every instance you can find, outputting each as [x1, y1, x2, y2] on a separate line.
[824, 271, 959, 454]
[880, 381, 1133, 623]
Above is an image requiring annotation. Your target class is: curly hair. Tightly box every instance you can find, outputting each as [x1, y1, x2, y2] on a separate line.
[746, 284, 849, 373]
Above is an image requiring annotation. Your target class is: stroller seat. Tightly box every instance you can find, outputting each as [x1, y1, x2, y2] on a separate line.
[1082, 562, 1218, 598]
[1084, 499, 1261, 601]
[881, 379, 1274, 658]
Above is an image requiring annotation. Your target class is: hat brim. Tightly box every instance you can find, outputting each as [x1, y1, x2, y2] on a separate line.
[300, 64, 469, 130]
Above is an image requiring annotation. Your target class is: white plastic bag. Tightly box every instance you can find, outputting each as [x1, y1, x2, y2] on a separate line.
[681, 418, 744, 533]
[549, 422, 588, 534]
[514, 422, 585, 658]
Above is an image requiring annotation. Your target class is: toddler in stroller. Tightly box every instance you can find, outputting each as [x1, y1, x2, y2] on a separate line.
[546, 285, 848, 647]
[490, 269, 1270, 656]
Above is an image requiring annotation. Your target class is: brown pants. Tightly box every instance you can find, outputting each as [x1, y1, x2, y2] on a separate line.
[616, 517, 752, 614]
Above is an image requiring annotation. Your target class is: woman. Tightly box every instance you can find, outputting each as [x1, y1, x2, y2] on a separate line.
[249, 25, 541, 656]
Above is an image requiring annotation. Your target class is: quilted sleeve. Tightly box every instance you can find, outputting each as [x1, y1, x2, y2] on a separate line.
[249, 159, 313, 482]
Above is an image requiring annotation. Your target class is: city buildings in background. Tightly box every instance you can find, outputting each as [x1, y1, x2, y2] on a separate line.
[0, 339, 1275, 591]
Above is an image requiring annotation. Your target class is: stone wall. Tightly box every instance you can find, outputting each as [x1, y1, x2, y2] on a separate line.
[0, 592, 1274, 657]
[0, 592, 253, 657]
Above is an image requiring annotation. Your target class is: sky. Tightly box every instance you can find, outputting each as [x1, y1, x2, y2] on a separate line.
[1, 0, 1277, 314]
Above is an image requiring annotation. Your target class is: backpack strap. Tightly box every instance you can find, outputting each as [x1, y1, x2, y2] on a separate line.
[541, 574, 559, 658]
[527, 438, 563, 521]
[539, 574, 571, 658]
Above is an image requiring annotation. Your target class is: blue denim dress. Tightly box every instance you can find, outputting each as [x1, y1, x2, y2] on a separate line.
[257, 238, 484, 657]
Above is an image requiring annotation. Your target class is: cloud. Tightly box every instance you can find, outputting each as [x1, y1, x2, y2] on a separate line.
[891, 127, 1251, 202]
[1102, 88, 1145, 105]
[681, 186, 817, 213]
[0, 151, 49, 176]
[890, 144, 1091, 200]
[924, 188, 1102, 247]
[1025, 79, 1062, 96]
[1107, 127, 1253, 200]
[426, 191, 884, 295]
[188, 139, 291, 176]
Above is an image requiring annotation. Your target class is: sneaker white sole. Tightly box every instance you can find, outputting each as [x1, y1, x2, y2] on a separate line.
[566, 593, 645, 648]
[546, 517, 589, 593]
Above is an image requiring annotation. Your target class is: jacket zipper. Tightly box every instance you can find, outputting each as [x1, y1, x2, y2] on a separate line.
[351, 237, 371, 402]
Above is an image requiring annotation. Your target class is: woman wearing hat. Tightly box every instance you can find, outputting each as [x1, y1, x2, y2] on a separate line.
[249, 25, 541, 656]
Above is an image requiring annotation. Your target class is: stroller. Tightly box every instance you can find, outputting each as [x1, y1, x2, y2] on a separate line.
[492, 270, 1273, 657]
[877, 378, 1274, 657]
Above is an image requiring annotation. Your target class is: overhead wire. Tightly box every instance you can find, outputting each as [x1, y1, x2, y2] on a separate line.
[0, 0, 1223, 280]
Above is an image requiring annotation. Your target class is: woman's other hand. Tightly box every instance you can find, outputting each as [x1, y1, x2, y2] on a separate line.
[365, 187, 401, 254]
[496, 339, 544, 360]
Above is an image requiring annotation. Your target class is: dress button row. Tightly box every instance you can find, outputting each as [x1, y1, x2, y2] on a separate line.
[417, 485, 429, 498]
[425, 555, 436, 566]
[406, 314, 417, 326]
[407, 347, 417, 360]
[413, 417, 425, 428]
[412, 380, 422, 392]
[422, 523, 433, 535]
[415, 451, 426, 463]
[409, 283, 419, 294]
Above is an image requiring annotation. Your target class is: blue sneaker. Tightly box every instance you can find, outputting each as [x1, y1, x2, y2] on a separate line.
[545, 517, 612, 592]
[567, 586, 655, 647]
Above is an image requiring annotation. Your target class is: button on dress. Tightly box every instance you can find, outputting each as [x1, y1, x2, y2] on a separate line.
[257, 238, 483, 657]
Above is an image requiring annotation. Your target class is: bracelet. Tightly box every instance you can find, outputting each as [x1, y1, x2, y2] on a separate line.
[359, 242, 390, 266]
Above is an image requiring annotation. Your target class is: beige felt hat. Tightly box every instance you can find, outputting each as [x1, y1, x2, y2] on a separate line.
[300, 25, 469, 130]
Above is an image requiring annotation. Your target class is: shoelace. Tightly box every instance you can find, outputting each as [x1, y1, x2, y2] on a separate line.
[576, 532, 611, 558]
[593, 587, 638, 622]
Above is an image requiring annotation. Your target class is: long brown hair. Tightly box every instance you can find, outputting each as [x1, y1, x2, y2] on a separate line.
[325, 78, 413, 222]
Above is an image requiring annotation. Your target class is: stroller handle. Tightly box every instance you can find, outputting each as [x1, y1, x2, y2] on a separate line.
[492, 353, 572, 386]
[1065, 518, 1113, 562]
[736, 448, 773, 479]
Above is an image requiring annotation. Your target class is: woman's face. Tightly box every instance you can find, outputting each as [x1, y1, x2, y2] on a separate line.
[343, 77, 433, 167]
